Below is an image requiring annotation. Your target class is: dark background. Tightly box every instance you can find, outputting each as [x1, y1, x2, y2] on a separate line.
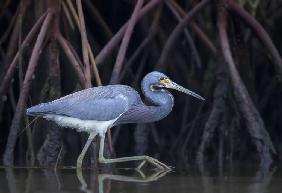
[0, 0, 282, 171]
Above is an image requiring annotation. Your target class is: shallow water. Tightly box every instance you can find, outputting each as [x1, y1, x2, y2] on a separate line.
[0, 166, 281, 193]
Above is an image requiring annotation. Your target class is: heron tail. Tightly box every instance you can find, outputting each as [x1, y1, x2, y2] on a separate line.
[26, 103, 49, 116]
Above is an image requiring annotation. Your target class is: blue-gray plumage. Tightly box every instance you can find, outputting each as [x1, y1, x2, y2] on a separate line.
[27, 71, 204, 170]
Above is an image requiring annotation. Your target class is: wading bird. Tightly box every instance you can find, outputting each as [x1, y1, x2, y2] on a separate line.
[27, 71, 204, 170]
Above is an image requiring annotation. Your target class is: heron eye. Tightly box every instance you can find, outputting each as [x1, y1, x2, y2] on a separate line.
[160, 77, 170, 84]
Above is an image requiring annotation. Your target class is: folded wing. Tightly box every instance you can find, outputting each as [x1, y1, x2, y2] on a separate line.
[27, 86, 131, 121]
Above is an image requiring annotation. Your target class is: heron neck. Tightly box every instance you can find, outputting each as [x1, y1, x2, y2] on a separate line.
[114, 81, 174, 126]
[140, 79, 174, 122]
[141, 99, 174, 123]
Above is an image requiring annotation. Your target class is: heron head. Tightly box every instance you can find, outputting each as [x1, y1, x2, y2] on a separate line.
[149, 71, 205, 101]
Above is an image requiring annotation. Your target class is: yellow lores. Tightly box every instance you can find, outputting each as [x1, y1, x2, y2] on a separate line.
[160, 77, 170, 84]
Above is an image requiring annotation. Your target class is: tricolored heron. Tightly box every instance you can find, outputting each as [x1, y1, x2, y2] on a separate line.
[27, 71, 204, 170]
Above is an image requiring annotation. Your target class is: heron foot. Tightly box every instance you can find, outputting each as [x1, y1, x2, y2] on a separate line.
[99, 155, 171, 171]
[136, 156, 171, 170]
[98, 133, 170, 170]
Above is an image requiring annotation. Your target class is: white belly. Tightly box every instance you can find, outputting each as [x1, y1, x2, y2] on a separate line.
[43, 114, 118, 135]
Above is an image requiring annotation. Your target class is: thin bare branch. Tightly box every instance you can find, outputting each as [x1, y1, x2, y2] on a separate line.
[3, 11, 53, 166]
[3, 0, 30, 77]
[0, 3, 18, 45]
[95, 0, 164, 66]
[56, 33, 86, 86]
[77, 0, 91, 88]
[156, 0, 210, 69]
[228, 0, 282, 75]
[0, 12, 47, 115]
[119, 6, 162, 81]
[169, 0, 217, 55]
[197, 65, 227, 164]
[62, 1, 75, 30]
[83, 0, 113, 39]
[110, 0, 144, 84]
[166, 1, 202, 69]
[218, 1, 274, 166]
[66, 0, 102, 86]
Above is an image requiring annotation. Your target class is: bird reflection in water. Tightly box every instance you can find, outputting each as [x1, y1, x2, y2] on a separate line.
[76, 168, 170, 193]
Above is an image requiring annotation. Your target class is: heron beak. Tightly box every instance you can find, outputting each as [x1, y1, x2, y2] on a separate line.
[165, 81, 205, 101]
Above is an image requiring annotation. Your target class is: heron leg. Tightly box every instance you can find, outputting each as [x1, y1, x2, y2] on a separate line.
[77, 131, 97, 168]
[98, 133, 170, 170]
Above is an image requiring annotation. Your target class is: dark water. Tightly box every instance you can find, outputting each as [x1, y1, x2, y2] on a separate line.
[0, 166, 282, 193]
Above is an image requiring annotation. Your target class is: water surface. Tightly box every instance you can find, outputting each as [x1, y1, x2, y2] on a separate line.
[0, 166, 281, 193]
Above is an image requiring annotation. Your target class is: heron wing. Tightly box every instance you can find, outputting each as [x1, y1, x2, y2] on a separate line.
[52, 94, 129, 120]
[27, 85, 134, 121]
